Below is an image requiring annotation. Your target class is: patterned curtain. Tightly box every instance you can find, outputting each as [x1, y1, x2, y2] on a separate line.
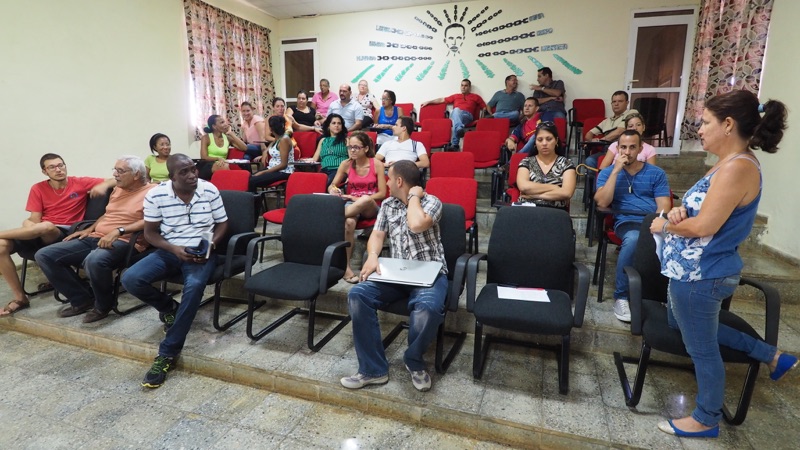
[184, 0, 275, 139]
[680, 0, 773, 140]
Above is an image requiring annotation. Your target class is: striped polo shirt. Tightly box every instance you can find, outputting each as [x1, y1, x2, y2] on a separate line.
[143, 179, 227, 247]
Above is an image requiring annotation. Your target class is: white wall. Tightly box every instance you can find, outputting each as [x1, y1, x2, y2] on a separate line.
[0, 0, 277, 232]
[277, 0, 697, 115]
[756, 0, 800, 259]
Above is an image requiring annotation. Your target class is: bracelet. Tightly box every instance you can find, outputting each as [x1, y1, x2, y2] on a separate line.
[369, 251, 379, 255]
[661, 221, 669, 234]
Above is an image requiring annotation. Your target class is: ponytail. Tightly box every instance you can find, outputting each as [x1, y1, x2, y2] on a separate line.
[750, 100, 788, 154]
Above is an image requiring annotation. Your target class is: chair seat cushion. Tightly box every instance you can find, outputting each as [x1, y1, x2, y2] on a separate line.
[641, 299, 763, 363]
[473, 283, 574, 335]
[244, 262, 344, 300]
[263, 209, 286, 224]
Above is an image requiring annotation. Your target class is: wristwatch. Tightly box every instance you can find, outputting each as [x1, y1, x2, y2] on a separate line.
[117, 227, 125, 235]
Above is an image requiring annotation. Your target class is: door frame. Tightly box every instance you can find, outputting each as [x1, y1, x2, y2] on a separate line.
[625, 7, 698, 155]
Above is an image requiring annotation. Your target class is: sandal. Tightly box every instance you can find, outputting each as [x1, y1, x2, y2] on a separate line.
[0, 299, 30, 317]
[343, 275, 360, 284]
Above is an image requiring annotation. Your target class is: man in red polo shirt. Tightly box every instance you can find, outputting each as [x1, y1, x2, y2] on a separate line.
[421, 79, 487, 150]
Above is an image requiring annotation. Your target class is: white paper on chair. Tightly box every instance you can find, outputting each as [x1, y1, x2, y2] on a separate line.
[497, 286, 550, 302]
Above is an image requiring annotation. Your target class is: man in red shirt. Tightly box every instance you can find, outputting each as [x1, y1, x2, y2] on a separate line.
[0, 153, 112, 316]
[421, 79, 487, 150]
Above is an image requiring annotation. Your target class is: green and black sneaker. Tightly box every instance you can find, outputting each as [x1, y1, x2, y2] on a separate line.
[141, 355, 175, 388]
[159, 301, 179, 334]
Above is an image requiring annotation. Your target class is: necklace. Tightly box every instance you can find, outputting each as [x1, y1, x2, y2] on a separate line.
[49, 179, 68, 196]
[536, 156, 556, 173]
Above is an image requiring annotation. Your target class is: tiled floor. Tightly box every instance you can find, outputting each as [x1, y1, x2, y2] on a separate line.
[2, 252, 799, 449]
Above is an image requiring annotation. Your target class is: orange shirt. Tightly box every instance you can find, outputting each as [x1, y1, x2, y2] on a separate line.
[90, 183, 155, 251]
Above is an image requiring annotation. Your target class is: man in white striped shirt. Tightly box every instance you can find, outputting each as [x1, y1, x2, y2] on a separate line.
[122, 154, 228, 388]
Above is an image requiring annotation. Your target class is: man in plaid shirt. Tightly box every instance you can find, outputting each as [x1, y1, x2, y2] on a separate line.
[341, 160, 447, 392]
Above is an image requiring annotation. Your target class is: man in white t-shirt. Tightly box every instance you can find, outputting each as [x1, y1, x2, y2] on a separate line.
[375, 116, 429, 169]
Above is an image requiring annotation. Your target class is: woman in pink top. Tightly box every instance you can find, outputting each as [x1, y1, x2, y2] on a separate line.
[329, 132, 386, 283]
[598, 113, 658, 170]
[311, 78, 336, 122]
[240, 101, 266, 160]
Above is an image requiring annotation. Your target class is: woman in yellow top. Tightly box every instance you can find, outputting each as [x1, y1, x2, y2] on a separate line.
[145, 133, 171, 183]
[199, 115, 247, 180]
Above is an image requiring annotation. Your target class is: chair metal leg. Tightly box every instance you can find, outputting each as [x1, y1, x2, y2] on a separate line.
[722, 363, 760, 425]
[306, 297, 351, 352]
[595, 238, 608, 302]
[381, 320, 466, 374]
[614, 343, 652, 407]
[558, 335, 570, 394]
[472, 322, 492, 379]
[20, 258, 55, 298]
[111, 272, 147, 316]
[213, 280, 264, 331]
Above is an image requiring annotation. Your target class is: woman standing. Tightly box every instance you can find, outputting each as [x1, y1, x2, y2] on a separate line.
[651, 90, 795, 438]
[199, 115, 247, 180]
[598, 113, 657, 170]
[373, 90, 405, 146]
[312, 114, 349, 187]
[328, 132, 386, 283]
[249, 116, 295, 192]
[287, 90, 318, 132]
[145, 133, 171, 183]
[515, 121, 576, 211]
[355, 79, 379, 129]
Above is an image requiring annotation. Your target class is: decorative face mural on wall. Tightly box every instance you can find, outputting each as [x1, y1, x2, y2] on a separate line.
[353, 4, 580, 83]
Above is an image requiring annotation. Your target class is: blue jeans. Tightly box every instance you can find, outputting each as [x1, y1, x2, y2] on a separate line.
[492, 110, 520, 126]
[613, 221, 641, 301]
[35, 237, 131, 311]
[540, 110, 566, 122]
[121, 249, 216, 357]
[518, 137, 537, 155]
[667, 277, 777, 426]
[244, 144, 262, 160]
[348, 274, 448, 376]
[450, 108, 473, 145]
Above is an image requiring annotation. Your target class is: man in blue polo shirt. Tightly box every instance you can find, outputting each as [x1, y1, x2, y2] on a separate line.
[122, 153, 228, 388]
[595, 130, 670, 322]
[486, 74, 526, 125]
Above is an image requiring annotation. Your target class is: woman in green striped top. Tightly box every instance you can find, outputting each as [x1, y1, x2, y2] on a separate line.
[312, 113, 349, 187]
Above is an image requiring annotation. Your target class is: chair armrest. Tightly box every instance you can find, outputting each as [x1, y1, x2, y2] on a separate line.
[740, 277, 781, 346]
[244, 235, 282, 279]
[123, 231, 144, 264]
[68, 219, 97, 233]
[623, 266, 644, 336]
[465, 253, 487, 312]
[319, 240, 351, 294]
[223, 232, 260, 277]
[572, 262, 591, 328]
[447, 253, 471, 312]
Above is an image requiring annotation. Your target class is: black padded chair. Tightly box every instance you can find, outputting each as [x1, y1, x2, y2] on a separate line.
[376, 203, 470, 374]
[18, 189, 111, 298]
[159, 190, 261, 331]
[243, 194, 351, 351]
[466, 207, 591, 394]
[632, 97, 668, 146]
[614, 214, 780, 425]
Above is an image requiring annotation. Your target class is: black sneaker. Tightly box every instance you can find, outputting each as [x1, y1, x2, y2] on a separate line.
[456, 128, 466, 138]
[159, 301, 179, 333]
[141, 355, 175, 388]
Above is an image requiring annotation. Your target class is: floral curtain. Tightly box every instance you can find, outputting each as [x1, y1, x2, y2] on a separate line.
[184, 0, 275, 139]
[680, 0, 773, 140]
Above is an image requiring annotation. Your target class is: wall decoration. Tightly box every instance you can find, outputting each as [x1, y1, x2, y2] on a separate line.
[352, 4, 582, 82]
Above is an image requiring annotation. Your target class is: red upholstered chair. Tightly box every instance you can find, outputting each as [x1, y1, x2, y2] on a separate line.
[430, 152, 474, 179]
[568, 98, 606, 150]
[210, 170, 250, 191]
[462, 130, 505, 169]
[415, 103, 448, 128]
[503, 152, 529, 203]
[294, 131, 319, 159]
[260, 172, 328, 261]
[554, 117, 567, 144]
[421, 118, 453, 150]
[426, 177, 479, 253]
[349, 130, 378, 147]
[395, 103, 415, 121]
[227, 148, 246, 160]
[475, 118, 511, 136]
[411, 131, 433, 158]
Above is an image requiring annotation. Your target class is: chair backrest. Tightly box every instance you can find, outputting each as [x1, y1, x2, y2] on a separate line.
[84, 188, 112, 222]
[417, 103, 448, 123]
[475, 118, 510, 136]
[281, 194, 346, 268]
[395, 102, 414, 118]
[507, 152, 528, 190]
[210, 170, 250, 191]
[462, 130, 505, 166]
[487, 207, 575, 294]
[219, 190, 257, 254]
[632, 97, 667, 138]
[426, 177, 477, 221]
[631, 214, 669, 302]
[439, 203, 468, 277]
[294, 131, 319, 159]
[582, 116, 606, 138]
[411, 130, 432, 157]
[227, 148, 246, 160]
[554, 117, 567, 143]
[285, 172, 328, 206]
[421, 118, 453, 148]
[430, 152, 474, 178]
[571, 98, 606, 123]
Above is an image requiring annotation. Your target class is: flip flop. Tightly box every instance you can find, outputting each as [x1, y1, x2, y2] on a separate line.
[343, 275, 360, 284]
[0, 299, 30, 317]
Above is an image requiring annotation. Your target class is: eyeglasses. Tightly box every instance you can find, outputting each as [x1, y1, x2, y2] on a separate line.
[347, 145, 365, 151]
[112, 167, 131, 174]
[45, 163, 66, 171]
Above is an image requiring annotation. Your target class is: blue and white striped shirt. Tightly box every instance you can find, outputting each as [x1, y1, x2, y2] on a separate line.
[143, 179, 227, 247]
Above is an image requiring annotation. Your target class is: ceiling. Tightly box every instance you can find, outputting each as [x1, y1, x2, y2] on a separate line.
[239, 0, 458, 20]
